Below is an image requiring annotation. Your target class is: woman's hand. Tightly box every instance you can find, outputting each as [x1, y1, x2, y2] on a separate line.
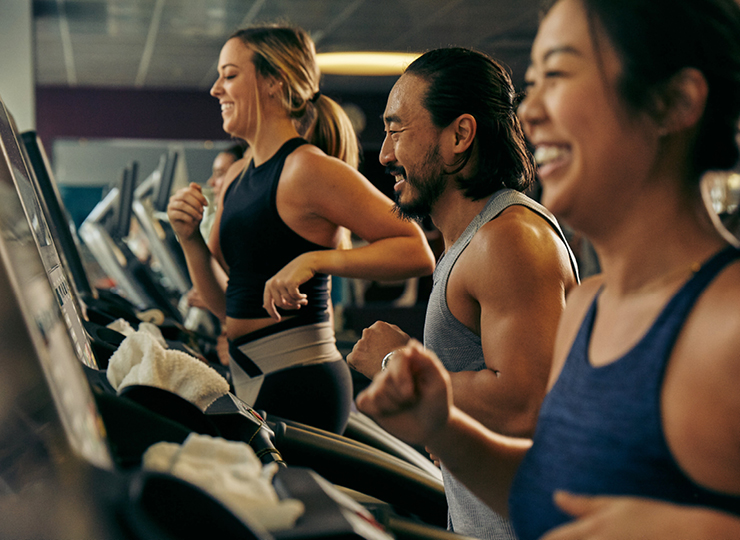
[356, 340, 452, 447]
[167, 182, 208, 242]
[541, 492, 740, 540]
[262, 252, 315, 320]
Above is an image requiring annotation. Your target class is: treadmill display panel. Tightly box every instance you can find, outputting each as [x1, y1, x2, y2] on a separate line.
[0, 98, 111, 471]
[2, 121, 96, 370]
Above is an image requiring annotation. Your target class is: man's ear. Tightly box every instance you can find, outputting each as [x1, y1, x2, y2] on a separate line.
[448, 113, 477, 154]
[654, 67, 708, 135]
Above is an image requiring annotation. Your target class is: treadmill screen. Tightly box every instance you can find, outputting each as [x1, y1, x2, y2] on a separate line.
[20, 131, 96, 301]
[1, 121, 96, 370]
[0, 98, 112, 472]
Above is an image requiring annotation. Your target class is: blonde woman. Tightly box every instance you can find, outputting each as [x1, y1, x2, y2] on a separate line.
[168, 25, 434, 434]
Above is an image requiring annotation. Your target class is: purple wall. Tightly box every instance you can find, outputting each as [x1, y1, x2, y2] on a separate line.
[35, 86, 390, 150]
[34, 86, 391, 196]
[35, 86, 231, 149]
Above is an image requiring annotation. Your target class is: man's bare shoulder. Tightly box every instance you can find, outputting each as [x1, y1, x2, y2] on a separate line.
[476, 204, 562, 248]
[463, 204, 573, 285]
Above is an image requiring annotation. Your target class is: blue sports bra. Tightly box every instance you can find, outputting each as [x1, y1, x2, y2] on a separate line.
[508, 245, 740, 540]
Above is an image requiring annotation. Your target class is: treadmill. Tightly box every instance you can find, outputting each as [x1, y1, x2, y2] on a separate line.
[18, 131, 153, 325]
[0, 94, 468, 540]
[19, 132, 220, 362]
[132, 151, 190, 295]
[12, 119, 452, 532]
[0, 99, 274, 539]
[130, 150, 219, 337]
[78, 161, 182, 321]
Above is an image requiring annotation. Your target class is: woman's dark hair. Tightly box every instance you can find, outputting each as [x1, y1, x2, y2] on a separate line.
[540, 0, 740, 180]
[405, 47, 535, 199]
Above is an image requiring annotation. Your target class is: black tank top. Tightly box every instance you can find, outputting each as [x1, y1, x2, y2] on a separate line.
[220, 138, 330, 319]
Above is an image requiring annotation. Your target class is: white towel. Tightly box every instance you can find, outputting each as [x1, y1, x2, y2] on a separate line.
[143, 433, 304, 531]
[106, 330, 229, 411]
[107, 318, 167, 348]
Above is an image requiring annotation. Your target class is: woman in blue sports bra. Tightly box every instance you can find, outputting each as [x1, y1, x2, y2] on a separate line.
[356, 0, 740, 537]
[167, 25, 435, 434]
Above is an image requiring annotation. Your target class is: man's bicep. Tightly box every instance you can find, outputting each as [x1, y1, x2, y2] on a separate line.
[471, 300, 551, 436]
[474, 230, 566, 369]
[478, 281, 557, 381]
[476, 236, 567, 382]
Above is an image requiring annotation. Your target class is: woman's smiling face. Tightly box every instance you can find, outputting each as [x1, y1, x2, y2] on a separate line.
[210, 38, 266, 140]
[518, 0, 661, 231]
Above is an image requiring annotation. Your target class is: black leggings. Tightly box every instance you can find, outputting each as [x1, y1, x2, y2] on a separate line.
[253, 358, 352, 434]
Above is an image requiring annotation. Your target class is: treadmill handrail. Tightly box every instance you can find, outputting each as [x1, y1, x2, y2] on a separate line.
[132, 167, 191, 294]
[78, 220, 152, 309]
[84, 185, 119, 226]
[272, 421, 447, 527]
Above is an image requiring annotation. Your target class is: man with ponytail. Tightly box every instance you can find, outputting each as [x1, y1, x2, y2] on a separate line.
[348, 47, 579, 540]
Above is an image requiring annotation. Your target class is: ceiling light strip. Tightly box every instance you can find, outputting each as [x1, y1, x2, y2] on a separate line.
[316, 52, 420, 76]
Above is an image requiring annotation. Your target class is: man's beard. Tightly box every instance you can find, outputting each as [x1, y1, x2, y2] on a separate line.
[390, 145, 447, 222]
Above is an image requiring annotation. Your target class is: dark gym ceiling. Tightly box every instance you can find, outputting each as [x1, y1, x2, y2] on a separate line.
[33, 0, 542, 95]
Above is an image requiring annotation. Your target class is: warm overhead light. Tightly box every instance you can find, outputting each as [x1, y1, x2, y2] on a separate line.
[316, 52, 421, 76]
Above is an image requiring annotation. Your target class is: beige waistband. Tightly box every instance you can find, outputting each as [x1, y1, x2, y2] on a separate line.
[228, 321, 342, 405]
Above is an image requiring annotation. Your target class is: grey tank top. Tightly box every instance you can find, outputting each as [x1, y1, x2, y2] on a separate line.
[424, 189, 578, 540]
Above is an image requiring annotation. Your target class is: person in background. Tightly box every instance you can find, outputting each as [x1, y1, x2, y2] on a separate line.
[357, 0, 740, 538]
[167, 24, 435, 434]
[186, 144, 247, 365]
[347, 47, 578, 540]
[196, 143, 248, 288]
[209, 144, 246, 198]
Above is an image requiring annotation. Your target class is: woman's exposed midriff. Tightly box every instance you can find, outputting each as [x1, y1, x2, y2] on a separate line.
[225, 315, 298, 341]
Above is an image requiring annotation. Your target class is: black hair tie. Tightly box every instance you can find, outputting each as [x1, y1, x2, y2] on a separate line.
[309, 91, 321, 103]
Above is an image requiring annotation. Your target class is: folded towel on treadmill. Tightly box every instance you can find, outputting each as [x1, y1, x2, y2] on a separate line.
[106, 330, 229, 411]
[143, 433, 304, 531]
